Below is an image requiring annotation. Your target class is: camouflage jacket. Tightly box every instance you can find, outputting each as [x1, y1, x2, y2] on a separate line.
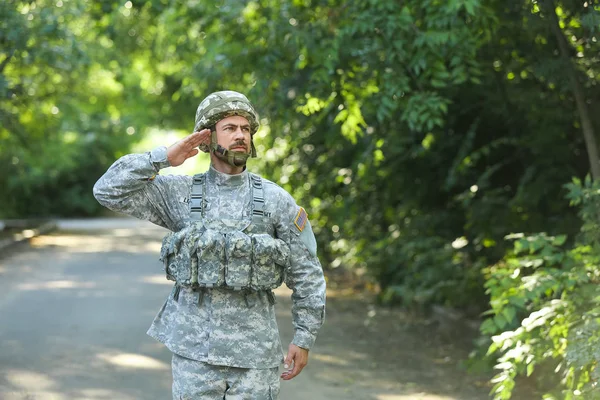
[93, 146, 326, 368]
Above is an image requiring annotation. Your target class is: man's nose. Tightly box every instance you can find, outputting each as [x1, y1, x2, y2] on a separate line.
[233, 127, 245, 140]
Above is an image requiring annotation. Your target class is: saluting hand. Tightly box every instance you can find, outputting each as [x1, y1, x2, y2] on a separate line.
[167, 129, 211, 167]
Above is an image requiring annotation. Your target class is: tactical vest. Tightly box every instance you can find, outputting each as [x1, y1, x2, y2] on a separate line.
[160, 173, 289, 294]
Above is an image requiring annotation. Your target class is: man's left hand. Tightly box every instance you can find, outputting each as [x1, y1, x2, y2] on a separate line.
[281, 343, 308, 380]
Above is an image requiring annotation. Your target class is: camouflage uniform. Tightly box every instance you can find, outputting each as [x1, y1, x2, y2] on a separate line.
[93, 99, 326, 398]
[172, 353, 279, 399]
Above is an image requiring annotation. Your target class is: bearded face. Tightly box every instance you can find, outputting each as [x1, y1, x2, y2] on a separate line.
[215, 116, 251, 153]
[211, 115, 253, 167]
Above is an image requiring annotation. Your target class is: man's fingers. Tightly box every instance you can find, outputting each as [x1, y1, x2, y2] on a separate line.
[290, 364, 303, 379]
[193, 129, 211, 140]
[281, 351, 293, 379]
[186, 149, 199, 159]
[184, 135, 201, 148]
[283, 352, 292, 369]
[281, 361, 305, 380]
[193, 129, 211, 139]
[183, 129, 210, 148]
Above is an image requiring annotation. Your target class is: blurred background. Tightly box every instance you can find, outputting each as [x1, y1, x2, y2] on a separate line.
[2, 0, 600, 398]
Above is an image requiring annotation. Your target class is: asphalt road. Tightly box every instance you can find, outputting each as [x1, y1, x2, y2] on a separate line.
[0, 219, 490, 400]
[0, 220, 355, 400]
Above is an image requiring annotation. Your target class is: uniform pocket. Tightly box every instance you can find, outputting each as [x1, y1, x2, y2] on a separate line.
[160, 231, 178, 282]
[161, 230, 194, 284]
[196, 228, 225, 287]
[224, 230, 252, 289]
[251, 234, 289, 290]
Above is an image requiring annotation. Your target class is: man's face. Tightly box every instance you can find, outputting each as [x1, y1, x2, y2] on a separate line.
[215, 115, 251, 153]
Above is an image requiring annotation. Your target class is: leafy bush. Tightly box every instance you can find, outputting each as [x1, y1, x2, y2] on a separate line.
[370, 217, 488, 310]
[481, 176, 600, 399]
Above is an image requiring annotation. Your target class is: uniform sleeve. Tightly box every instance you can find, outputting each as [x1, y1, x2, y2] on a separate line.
[92, 146, 183, 230]
[274, 191, 326, 350]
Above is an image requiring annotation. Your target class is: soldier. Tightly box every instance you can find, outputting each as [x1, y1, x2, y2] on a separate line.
[93, 90, 326, 399]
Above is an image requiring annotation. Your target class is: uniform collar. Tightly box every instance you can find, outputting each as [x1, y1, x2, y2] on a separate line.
[207, 165, 248, 187]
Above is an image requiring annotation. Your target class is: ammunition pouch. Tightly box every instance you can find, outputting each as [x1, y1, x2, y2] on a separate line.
[196, 228, 225, 287]
[251, 234, 288, 290]
[161, 226, 288, 292]
[161, 172, 288, 293]
[161, 226, 199, 286]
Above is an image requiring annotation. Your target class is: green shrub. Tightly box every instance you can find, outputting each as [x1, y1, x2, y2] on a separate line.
[482, 176, 600, 399]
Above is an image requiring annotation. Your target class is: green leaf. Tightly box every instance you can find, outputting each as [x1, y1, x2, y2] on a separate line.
[526, 362, 535, 377]
[502, 307, 516, 324]
[494, 314, 508, 329]
[552, 235, 567, 246]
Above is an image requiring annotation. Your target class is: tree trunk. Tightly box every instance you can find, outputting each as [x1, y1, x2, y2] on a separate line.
[542, 0, 600, 180]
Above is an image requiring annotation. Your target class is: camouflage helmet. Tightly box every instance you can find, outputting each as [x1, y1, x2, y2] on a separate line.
[193, 90, 259, 136]
[194, 91, 259, 162]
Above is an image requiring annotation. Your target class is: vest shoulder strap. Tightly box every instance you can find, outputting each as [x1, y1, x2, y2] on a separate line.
[191, 172, 265, 218]
[249, 173, 265, 217]
[190, 173, 205, 219]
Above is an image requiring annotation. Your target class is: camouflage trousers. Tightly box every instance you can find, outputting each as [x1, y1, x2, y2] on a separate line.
[172, 353, 280, 400]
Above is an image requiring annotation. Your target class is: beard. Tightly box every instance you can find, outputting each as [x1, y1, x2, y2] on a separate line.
[229, 139, 249, 153]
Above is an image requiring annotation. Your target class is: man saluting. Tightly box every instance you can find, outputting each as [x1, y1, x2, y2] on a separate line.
[93, 90, 326, 399]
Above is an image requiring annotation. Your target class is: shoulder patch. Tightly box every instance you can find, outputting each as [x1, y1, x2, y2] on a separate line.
[294, 207, 308, 232]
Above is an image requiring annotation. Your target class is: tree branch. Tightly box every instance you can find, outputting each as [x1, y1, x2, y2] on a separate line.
[0, 49, 16, 75]
[541, 0, 600, 180]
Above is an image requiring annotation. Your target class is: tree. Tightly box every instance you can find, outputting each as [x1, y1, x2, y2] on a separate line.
[539, 0, 600, 180]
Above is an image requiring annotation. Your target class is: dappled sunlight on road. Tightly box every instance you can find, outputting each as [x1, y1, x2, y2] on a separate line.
[30, 233, 162, 254]
[2, 387, 140, 400]
[140, 274, 174, 285]
[3, 390, 68, 400]
[71, 388, 138, 400]
[0, 228, 178, 400]
[0, 227, 490, 400]
[12, 275, 163, 298]
[0, 263, 34, 274]
[5, 369, 58, 391]
[110, 228, 154, 238]
[311, 350, 367, 365]
[274, 290, 492, 400]
[311, 353, 350, 366]
[1, 346, 172, 399]
[18, 280, 96, 291]
[96, 352, 169, 370]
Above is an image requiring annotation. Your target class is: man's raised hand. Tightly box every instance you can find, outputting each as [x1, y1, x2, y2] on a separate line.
[167, 129, 211, 167]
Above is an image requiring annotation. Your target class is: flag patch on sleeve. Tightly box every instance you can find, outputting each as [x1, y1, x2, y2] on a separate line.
[294, 207, 308, 232]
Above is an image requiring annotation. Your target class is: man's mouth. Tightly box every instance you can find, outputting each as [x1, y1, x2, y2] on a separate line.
[231, 146, 247, 152]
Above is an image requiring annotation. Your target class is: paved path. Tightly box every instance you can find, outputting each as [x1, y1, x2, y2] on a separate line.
[0, 219, 491, 400]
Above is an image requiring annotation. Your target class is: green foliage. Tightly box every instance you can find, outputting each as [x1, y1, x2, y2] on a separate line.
[3, 2, 600, 395]
[0, 0, 145, 217]
[376, 232, 487, 308]
[0, 0, 597, 319]
[482, 178, 600, 399]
